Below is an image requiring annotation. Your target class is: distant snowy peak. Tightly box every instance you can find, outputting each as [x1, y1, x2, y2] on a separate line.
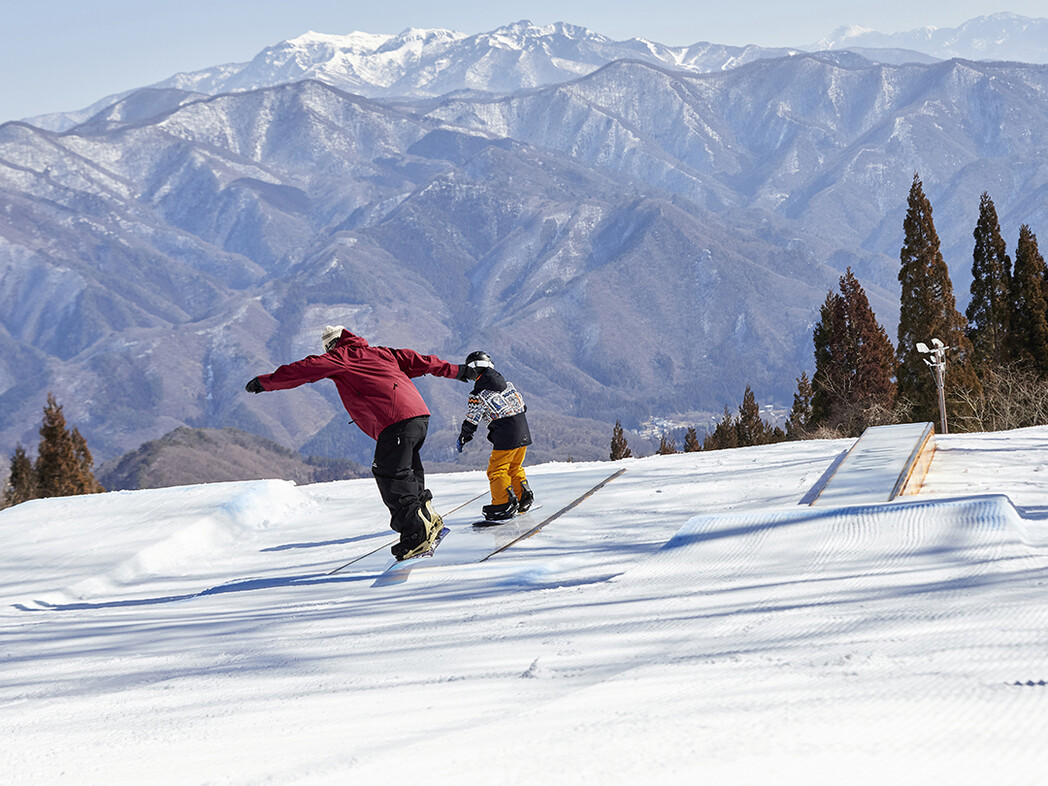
[813, 24, 877, 48]
[161, 28, 465, 94]
[810, 12, 1048, 62]
[148, 19, 792, 101]
[476, 20, 611, 44]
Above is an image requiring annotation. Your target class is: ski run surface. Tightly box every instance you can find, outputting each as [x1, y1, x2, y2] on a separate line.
[3, 427, 1048, 785]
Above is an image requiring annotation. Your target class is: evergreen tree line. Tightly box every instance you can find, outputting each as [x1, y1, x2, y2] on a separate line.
[2, 393, 105, 509]
[612, 173, 1048, 458]
[611, 385, 787, 459]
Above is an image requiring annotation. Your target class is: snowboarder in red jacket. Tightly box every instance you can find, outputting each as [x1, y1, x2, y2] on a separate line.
[245, 325, 473, 560]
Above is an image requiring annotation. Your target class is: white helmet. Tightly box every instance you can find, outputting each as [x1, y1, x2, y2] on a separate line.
[466, 350, 493, 370]
[321, 325, 346, 352]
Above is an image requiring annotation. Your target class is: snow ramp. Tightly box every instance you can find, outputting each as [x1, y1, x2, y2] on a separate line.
[808, 422, 935, 506]
[635, 493, 1041, 587]
[608, 490, 1048, 664]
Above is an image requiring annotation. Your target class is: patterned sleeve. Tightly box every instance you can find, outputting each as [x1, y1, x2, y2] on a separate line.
[465, 383, 526, 426]
[464, 392, 488, 427]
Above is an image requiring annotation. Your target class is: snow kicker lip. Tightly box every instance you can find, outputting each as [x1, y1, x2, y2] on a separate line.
[808, 422, 936, 506]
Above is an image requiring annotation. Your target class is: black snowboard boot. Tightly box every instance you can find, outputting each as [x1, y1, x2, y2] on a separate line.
[391, 510, 425, 560]
[482, 488, 519, 521]
[517, 480, 534, 513]
[391, 501, 443, 561]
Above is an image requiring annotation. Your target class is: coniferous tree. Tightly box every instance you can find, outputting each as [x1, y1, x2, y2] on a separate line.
[610, 420, 632, 460]
[1009, 224, 1048, 379]
[703, 406, 738, 451]
[896, 174, 980, 426]
[71, 427, 105, 494]
[683, 427, 701, 453]
[811, 289, 849, 427]
[786, 372, 814, 439]
[809, 269, 895, 435]
[35, 393, 83, 497]
[967, 192, 1012, 374]
[34, 393, 104, 498]
[735, 386, 767, 446]
[2, 445, 37, 508]
[841, 269, 896, 421]
[702, 391, 785, 451]
[656, 434, 678, 455]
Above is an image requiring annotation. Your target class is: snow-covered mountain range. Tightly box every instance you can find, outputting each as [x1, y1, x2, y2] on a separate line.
[811, 12, 1048, 63]
[172, 21, 792, 98]
[31, 21, 797, 132]
[3, 17, 1048, 471]
[30, 14, 1048, 133]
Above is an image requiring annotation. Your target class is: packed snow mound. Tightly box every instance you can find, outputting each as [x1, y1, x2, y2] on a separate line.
[20, 479, 309, 608]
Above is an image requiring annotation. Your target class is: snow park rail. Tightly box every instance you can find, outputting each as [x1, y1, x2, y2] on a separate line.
[370, 467, 628, 586]
[322, 465, 629, 587]
[480, 468, 627, 560]
[326, 491, 487, 575]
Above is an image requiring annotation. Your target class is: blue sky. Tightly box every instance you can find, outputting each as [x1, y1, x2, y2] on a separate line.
[1, 1, 1044, 123]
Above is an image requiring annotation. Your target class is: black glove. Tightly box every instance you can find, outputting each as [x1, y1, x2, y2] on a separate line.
[245, 377, 264, 394]
[457, 422, 476, 452]
[456, 364, 479, 382]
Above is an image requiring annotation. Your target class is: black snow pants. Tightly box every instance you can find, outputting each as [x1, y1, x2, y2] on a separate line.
[371, 415, 430, 533]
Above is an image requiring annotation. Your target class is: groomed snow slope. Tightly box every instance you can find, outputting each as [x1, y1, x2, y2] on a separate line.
[3, 428, 1048, 784]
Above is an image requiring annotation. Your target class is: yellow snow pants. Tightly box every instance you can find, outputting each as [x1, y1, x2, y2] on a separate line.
[487, 447, 528, 504]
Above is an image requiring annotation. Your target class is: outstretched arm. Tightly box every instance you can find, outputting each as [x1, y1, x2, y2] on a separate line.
[392, 348, 468, 382]
[246, 354, 339, 392]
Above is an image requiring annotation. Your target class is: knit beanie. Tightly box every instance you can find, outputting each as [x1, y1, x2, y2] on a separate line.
[321, 325, 346, 352]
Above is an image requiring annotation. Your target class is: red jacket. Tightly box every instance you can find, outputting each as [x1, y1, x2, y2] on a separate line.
[258, 329, 462, 441]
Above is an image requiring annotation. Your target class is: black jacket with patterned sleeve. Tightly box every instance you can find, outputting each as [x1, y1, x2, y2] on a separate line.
[459, 368, 532, 450]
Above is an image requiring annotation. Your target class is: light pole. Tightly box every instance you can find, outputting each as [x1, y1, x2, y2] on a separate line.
[916, 338, 949, 434]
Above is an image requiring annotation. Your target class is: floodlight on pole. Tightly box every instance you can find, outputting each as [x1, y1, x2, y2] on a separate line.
[916, 338, 949, 434]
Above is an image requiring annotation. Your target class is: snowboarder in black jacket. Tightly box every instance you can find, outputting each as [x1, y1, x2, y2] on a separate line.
[457, 352, 534, 520]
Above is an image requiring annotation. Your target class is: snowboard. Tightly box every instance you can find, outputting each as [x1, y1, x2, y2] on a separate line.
[394, 526, 450, 562]
[471, 505, 542, 528]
